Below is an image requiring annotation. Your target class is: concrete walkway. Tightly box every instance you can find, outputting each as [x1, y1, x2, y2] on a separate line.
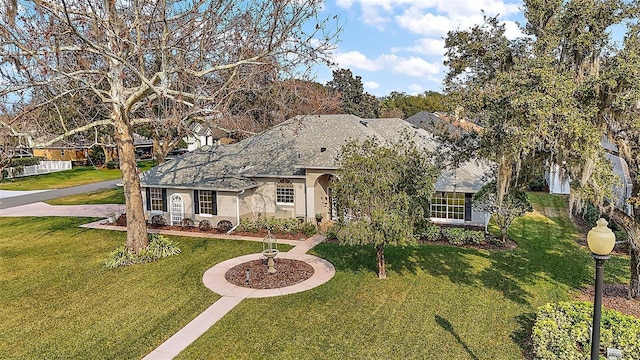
[142, 234, 334, 360]
[0, 201, 335, 359]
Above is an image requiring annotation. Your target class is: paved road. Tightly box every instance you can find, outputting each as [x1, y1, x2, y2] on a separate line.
[0, 179, 122, 209]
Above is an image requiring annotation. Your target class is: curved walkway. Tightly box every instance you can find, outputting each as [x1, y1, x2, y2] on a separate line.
[142, 234, 335, 360]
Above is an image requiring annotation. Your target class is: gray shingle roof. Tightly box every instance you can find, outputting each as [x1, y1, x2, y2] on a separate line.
[141, 114, 492, 192]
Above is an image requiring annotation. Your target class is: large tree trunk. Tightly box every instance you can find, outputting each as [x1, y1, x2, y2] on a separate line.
[114, 112, 149, 253]
[610, 207, 640, 298]
[376, 244, 387, 279]
[108, 42, 149, 252]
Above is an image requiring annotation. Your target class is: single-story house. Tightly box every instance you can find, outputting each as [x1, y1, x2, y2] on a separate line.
[140, 114, 493, 228]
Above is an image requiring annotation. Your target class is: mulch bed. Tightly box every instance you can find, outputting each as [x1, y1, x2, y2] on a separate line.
[416, 237, 518, 250]
[225, 258, 314, 289]
[577, 283, 640, 319]
[106, 215, 308, 239]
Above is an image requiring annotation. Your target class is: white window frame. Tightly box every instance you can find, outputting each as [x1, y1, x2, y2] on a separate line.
[430, 192, 465, 220]
[198, 190, 215, 215]
[150, 188, 164, 212]
[276, 179, 295, 205]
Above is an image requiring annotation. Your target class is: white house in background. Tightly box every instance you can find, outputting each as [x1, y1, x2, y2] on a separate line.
[141, 114, 493, 227]
[547, 136, 633, 215]
[184, 122, 234, 151]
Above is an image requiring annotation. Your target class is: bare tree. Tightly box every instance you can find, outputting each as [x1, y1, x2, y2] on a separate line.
[0, 0, 338, 252]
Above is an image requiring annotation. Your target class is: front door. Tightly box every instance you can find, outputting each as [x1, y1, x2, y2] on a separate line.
[170, 194, 184, 225]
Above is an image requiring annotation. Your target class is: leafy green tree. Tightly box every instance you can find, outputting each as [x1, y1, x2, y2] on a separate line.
[327, 69, 380, 118]
[444, 1, 640, 297]
[473, 182, 532, 243]
[331, 135, 439, 278]
[381, 91, 450, 119]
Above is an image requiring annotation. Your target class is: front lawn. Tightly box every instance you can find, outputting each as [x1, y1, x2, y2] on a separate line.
[178, 195, 623, 359]
[0, 160, 156, 191]
[0, 193, 630, 359]
[0, 217, 268, 359]
[46, 188, 125, 205]
[0, 167, 121, 190]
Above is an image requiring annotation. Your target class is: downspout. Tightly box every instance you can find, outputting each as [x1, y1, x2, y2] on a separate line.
[227, 188, 245, 234]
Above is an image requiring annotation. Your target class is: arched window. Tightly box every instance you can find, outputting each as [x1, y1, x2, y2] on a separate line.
[276, 179, 294, 205]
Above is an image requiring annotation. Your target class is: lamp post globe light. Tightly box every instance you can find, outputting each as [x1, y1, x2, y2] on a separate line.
[586, 218, 616, 360]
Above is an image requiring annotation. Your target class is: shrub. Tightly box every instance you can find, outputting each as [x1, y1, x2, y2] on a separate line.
[104, 246, 136, 268]
[142, 234, 181, 259]
[150, 214, 167, 226]
[325, 224, 340, 241]
[105, 234, 181, 268]
[198, 219, 213, 231]
[180, 218, 195, 228]
[441, 227, 467, 245]
[300, 221, 317, 237]
[532, 301, 640, 360]
[236, 218, 262, 233]
[463, 230, 485, 245]
[419, 224, 441, 242]
[217, 220, 233, 232]
[8, 157, 43, 167]
[105, 160, 119, 169]
[235, 217, 309, 235]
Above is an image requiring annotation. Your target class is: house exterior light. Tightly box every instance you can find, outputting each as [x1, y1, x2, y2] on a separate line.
[587, 218, 615, 256]
[586, 218, 615, 360]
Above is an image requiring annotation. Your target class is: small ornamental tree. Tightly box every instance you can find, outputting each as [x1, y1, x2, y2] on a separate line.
[332, 135, 439, 278]
[472, 181, 532, 243]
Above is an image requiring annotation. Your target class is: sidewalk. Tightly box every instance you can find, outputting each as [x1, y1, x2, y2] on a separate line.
[142, 234, 334, 360]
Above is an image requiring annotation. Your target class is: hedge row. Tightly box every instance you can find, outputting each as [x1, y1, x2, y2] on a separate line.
[419, 224, 485, 245]
[532, 301, 640, 359]
[236, 217, 316, 237]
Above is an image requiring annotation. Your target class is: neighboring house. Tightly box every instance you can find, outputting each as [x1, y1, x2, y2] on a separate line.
[32, 143, 91, 163]
[547, 136, 633, 215]
[406, 111, 482, 138]
[140, 114, 493, 227]
[184, 122, 235, 151]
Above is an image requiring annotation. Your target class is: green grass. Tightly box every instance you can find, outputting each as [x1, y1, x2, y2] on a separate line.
[46, 188, 125, 205]
[0, 160, 156, 191]
[176, 194, 630, 359]
[0, 217, 278, 359]
[0, 193, 631, 359]
[0, 166, 121, 190]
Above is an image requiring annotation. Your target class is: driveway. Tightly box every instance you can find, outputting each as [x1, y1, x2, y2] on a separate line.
[0, 179, 121, 210]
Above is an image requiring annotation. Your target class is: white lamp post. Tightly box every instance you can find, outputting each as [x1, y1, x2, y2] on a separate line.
[586, 218, 615, 360]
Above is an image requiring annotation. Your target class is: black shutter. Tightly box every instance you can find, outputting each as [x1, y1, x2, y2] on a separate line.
[162, 188, 167, 212]
[145, 188, 151, 211]
[464, 193, 472, 221]
[212, 191, 218, 215]
[194, 190, 200, 214]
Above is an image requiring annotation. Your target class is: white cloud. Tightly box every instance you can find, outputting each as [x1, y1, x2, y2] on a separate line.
[503, 20, 525, 40]
[407, 83, 425, 94]
[332, 51, 440, 77]
[395, 11, 451, 37]
[393, 38, 446, 56]
[390, 56, 440, 76]
[334, 51, 380, 71]
[364, 81, 380, 90]
[336, 0, 523, 36]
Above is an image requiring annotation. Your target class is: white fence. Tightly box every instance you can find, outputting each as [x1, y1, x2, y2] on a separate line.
[4, 161, 72, 178]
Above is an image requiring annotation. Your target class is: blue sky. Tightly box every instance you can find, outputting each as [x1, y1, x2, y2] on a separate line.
[315, 0, 525, 97]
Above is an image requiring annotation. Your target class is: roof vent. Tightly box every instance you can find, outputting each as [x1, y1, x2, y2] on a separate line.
[320, 147, 327, 152]
[359, 120, 368, 127]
